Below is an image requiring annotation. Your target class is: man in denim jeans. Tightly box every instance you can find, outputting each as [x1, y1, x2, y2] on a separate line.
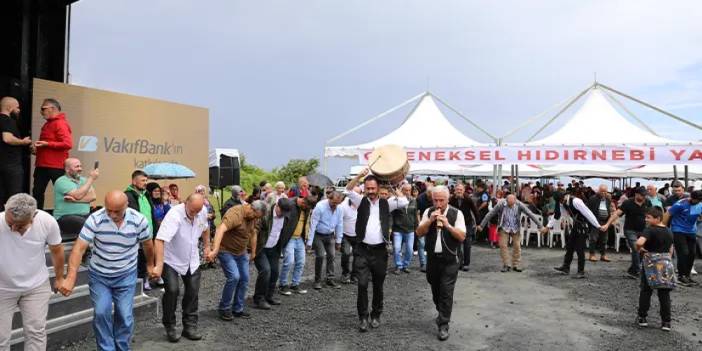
[60, 191, 155, 351]
[391, 183, 417, 275]
[209, 201, 267, 320]
[278, 195, 317, 295]
[605, 187, 651, 279]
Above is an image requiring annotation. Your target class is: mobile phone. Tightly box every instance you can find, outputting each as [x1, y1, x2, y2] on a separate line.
[94, 161, 99, 169]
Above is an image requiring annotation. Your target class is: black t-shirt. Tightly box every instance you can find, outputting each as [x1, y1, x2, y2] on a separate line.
[619, 198, 651, 232]
[0, 113, 22, 166]
[641, 226, 673, 253]
[664, 194, 687, 209]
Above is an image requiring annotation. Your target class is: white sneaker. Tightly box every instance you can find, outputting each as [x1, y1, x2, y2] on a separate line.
[692, 267, 698, 275]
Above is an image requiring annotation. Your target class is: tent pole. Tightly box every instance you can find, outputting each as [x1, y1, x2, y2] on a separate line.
[673, 166, 678, 182]
[684, 165, 689, 188]
[526, 83, 595, 142]
[500, 89, 586, 141]
[325, 92, 426, 145]
[599, 83, 702, 131]
[432, 94, 498, 141]
[510, 165, 514, 193]
[600, 89, 660, 136]
[322, 144, 328, 175]
[515, 165, 520, 195]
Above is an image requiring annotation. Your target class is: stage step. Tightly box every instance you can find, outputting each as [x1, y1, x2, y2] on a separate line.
[9, 280, 158, 351]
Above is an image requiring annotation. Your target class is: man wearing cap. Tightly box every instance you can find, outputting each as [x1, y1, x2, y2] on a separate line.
[663, 190, 702, 286]
[604, 186, 652, 279]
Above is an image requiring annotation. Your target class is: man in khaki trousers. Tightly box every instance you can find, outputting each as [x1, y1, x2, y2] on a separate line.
[477, 194, 547, 272]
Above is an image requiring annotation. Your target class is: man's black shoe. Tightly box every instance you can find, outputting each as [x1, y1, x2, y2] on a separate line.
[573, 272, 586, 279]
[181, 328, 202, 341]
[279, 286, 292, 296]
[438, 326, 449, 341]
[637, 316, 648, 328]
[313, 281, 323, 290]
[326, 280, 341, 289]
[218, 310, 233, 321]
[554, 266, 569, 275]
[359, 319, 369, 333]
[233, 310, 251, 319]
[461, 266, 470, 272]
[420, 265, 427, 273]
[254, 300, 271, 310]
[370, 318, 380, 328]
[625, 270, 639, 280]
[166, 327, 180, 343]
[350, 277, 358, 284]
[512, 267, 523, 273]
[402, 267, 411, 274]
[501, 266, 511, 273]
[267, 298, 281, 306]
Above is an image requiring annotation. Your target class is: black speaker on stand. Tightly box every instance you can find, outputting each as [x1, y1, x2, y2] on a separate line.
[209, 154, 240, 209]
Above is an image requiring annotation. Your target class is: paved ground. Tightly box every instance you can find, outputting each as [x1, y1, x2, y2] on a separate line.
[67, 244, 702, 351]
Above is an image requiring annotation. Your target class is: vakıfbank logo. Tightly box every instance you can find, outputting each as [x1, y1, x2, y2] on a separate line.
[78, 136, 98, 152]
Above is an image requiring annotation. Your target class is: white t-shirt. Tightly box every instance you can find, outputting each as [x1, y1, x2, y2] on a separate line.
[0, 210, 61, 292]
[421, 207, 466, 253]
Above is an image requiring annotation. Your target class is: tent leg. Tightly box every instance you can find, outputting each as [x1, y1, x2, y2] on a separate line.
[515, 165, 520, 195]
[684, 165, 689, 188]
[673, 166, 678, 183]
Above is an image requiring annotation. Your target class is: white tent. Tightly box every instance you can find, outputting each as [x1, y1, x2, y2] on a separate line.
[515, 88, 685, 147]
[325, 92, 492, 158]
[350, 163, 545, 177]
[624, 165, 702, 179]
[208, 148, 239, 168]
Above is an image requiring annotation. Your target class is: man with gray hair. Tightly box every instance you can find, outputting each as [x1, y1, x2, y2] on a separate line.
[307, 191, 345, 289]
[416, 185, 466, 341]
[0, 194, 64, 350]
[208, 199, 267, 320]
[477, 194, 547, 272]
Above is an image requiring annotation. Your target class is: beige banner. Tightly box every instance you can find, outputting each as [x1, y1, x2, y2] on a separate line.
[32, 78, 209, 207]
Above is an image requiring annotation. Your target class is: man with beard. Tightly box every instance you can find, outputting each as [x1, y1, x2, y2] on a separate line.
[0, 97, 32, 211]
[345, 168, 408, 332]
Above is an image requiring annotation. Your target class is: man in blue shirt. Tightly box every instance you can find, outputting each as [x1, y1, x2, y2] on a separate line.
[663, 190, 702, 286]
[307, 191, 344, 290]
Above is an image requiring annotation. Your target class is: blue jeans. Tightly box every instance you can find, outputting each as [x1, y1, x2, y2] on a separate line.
[89, 269, 137, 351]
[279, 237, 306, 287]
[393, 232, 414, 269]
[418, 236, 427, 267]
[624, 230, 641, 273]
[218, 252, 249, 313]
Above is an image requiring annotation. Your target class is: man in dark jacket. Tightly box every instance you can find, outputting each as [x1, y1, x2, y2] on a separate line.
[221, 185, 245, 218]
[586, 185, 613, 262]
[277, 195, 318, 295]
[125, 170, 157, 290]
[449, 183, 479, 271]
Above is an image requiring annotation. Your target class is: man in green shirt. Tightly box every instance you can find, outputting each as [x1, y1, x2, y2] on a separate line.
[125, 169, 156, 290]
[53, 158, 98, 238]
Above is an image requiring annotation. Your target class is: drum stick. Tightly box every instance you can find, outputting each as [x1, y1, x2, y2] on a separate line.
[368, 155, 382, 171]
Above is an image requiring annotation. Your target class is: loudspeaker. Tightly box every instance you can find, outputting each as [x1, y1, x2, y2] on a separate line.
[209, 155, 240, 188]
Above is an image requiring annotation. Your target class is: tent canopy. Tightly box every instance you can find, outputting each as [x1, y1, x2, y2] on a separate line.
[325, 93, 490, 158]
[208, 148, 239, 168]
[516, 88, 684, 146]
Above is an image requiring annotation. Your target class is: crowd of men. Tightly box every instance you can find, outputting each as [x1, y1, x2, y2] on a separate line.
[1, 95, 702, 349]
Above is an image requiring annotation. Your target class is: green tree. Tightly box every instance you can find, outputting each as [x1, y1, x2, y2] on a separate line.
[273, 158, 319, 187]
[238, 154, 276, 193]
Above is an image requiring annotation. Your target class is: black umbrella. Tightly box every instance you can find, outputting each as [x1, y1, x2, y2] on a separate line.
[306, 172, 334, 188]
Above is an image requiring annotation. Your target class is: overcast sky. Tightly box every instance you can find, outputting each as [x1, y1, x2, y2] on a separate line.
[70, 0, 702, 178]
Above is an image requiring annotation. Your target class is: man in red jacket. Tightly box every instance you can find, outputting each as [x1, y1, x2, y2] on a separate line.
[32, 98, 73, 209]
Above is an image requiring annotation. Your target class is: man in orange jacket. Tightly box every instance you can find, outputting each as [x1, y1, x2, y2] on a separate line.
[32, 98, 73, 209]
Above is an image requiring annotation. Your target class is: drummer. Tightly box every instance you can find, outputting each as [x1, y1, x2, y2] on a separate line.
[345, 168, 408, 332]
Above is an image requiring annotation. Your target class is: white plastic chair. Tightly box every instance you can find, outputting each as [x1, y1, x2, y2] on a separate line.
[523, 216, 543, 247]
[548, 216, 566, 249]
[614, 217, 629, 252]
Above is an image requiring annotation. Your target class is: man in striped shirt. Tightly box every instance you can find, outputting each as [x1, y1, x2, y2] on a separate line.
[59, 191, 155, 351]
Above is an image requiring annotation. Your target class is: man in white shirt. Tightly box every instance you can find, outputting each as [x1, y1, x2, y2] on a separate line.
[0, 194, 64, 351]
[416, 186, 466, 341]
[153, 193, 208, 343]
[339, 187, 361, 284]
[345, 169, 408, 333]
